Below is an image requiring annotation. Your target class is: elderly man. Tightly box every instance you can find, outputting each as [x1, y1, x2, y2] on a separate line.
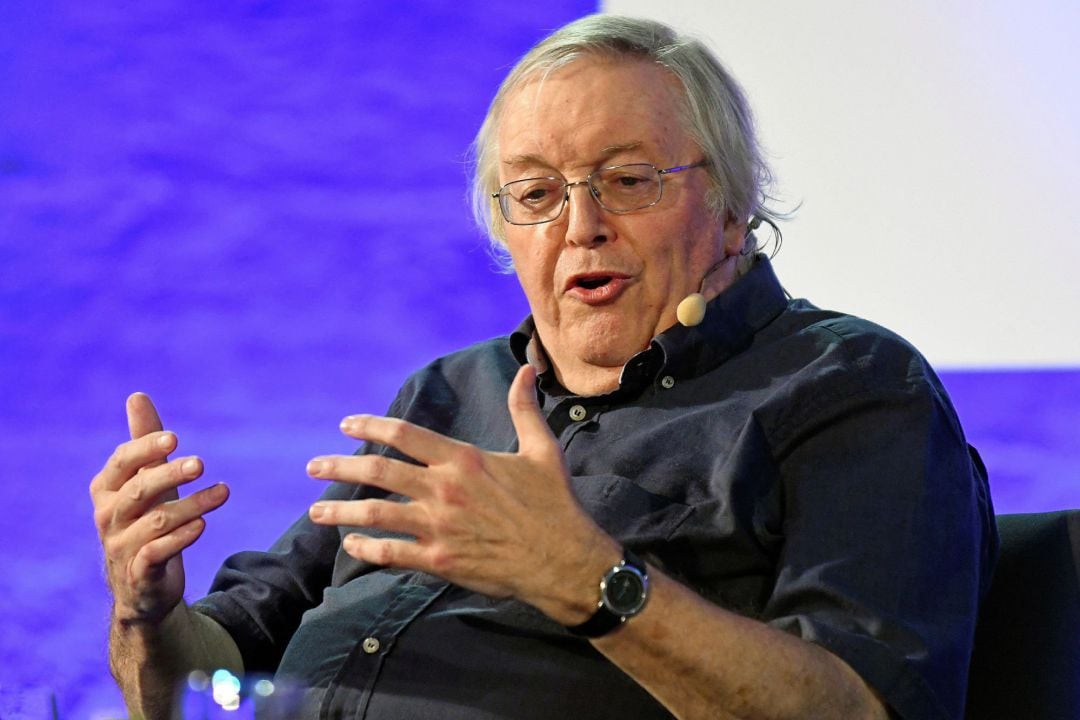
[91, 14, 996, 720]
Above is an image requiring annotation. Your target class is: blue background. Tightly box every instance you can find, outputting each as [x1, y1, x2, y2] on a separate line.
[0, 3, 1076, 717]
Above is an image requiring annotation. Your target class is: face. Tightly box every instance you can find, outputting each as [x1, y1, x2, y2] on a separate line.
[495, 57, 745, 392]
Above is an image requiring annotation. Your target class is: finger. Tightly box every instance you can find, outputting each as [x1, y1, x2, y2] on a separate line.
[307, 453, 426, 497]
[122, 483, 229, 550]
[506, 364, 557, 457]
[338, 415, 459, 467]
[91, 431, 179, 495]
[129, 517, 207, 580]
[341, 532, 427, 570]
[111, 456, 205, 523]
[309, 498, 428, 538]
[127, 392, 170, 476]
[128, 392, 165, 440]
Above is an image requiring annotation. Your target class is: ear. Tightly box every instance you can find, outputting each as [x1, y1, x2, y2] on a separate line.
[721, 212, 748, 257]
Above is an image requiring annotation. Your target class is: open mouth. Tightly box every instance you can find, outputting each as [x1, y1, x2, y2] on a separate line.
[575, 275, 613, 290]
[564, 272, 631, 304]
[566, 272, 627, 291]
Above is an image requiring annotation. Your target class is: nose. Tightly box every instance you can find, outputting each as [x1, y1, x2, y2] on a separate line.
[562, 180, 610, 248]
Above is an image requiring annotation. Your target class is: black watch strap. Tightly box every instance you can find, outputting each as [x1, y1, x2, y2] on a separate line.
[567, 549, 648, 638]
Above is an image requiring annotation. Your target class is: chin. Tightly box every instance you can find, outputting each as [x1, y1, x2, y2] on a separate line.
[568, 319, 651, 368]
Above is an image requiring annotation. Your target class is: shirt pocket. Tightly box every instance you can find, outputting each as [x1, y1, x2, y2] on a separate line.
[569, 474, 694, 546]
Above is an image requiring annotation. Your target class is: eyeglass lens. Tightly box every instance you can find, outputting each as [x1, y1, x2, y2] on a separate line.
[498, 164, 663, 225]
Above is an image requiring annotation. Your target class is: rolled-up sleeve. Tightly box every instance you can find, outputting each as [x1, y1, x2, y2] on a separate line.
[762, 331, 996, 719]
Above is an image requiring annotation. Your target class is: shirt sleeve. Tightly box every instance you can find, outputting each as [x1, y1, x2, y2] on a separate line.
[761, 335, 997, 720]
[191, 384, 417, 673]
[190, 479, 356, 673]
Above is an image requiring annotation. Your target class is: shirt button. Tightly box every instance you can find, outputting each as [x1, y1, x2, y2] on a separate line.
[660, 375, 676, 389]
[568, 404, 587, 421]
[362, 637, 381, 654]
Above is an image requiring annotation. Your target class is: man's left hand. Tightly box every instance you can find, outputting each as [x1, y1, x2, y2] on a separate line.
[305, 364, 619, 624]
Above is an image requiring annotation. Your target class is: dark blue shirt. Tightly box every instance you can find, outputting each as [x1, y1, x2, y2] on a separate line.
[193, 257, 997, 719]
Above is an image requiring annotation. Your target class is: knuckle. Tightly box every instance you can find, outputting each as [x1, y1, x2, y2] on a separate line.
[102, 534, 125, 560]
[429, 546, 456, 575]
[363, 501, 382, 526]
[128, 475, 146, 502]
[373, 541, 395, 566]
[108, 447, 128, 474]
[367, 456, 387, 482]
[93, 505, 112, 533]
[385, 420, 409, 446]
[131, 547, 155, 576]
[148, 508, 168, 532]
[436, 478, 467, 507]
[455, 446, 485, 475]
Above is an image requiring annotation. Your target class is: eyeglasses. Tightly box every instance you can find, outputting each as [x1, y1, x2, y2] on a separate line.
[492, 161, 707, 226]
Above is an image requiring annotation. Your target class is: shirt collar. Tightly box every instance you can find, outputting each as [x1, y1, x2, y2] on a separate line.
[651, 255, 789, 380]
[509, 255, 789, 394]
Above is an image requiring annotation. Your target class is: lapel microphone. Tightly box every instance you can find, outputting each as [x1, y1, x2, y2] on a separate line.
[676, 257, 728, 327]
[677, 218, 763, 327]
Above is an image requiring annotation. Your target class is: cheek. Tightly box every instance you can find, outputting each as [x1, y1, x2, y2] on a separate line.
[643, 219, 707, 277]
[506, 234, 557, 301]
[679, 212, 726, 272]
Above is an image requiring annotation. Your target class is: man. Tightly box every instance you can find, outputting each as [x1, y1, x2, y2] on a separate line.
[91, 14, 997, 720]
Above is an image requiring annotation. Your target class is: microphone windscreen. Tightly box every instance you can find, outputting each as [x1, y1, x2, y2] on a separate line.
[676, 293, 707, 327]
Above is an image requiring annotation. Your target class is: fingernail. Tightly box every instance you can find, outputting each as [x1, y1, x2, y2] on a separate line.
[309, 503, 325, 520]
[340, 416, 359, 432]
[182, 458, 199, 475]
[307, 459, 328, 476]
[157, 433, 173, 448]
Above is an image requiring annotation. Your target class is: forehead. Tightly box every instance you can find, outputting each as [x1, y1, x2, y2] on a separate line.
[496, 57, 693, 173]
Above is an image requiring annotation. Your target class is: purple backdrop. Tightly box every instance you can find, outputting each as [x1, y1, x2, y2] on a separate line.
[0, 3, 1076, 718]
[0, 3, 593, 716]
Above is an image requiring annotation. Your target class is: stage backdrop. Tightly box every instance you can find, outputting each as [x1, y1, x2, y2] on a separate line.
[0, 3, 594, 716]
[604, 0, 1080, 511]
[1, 2, 1076, 717]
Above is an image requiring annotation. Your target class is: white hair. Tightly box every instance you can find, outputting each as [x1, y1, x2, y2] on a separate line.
[469, 14, 783, 272]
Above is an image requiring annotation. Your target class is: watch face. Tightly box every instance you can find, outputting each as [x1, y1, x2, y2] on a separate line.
[604, 568, 646, 616]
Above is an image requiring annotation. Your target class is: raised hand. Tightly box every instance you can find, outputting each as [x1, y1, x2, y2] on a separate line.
[90, 393, 229, 625]
[305, 364, 620, 624]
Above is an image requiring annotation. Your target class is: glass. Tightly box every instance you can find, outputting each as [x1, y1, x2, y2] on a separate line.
[492, 161, 706, 225]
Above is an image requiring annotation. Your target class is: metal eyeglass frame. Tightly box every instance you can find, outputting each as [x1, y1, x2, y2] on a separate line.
[491, 161, 708, 226]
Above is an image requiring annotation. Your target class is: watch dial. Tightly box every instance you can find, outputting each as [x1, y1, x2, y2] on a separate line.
[606, 570, 645, 615]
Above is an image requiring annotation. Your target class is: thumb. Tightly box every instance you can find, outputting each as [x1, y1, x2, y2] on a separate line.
[127, 392, 164, 440]
[507, 364, 556, 458]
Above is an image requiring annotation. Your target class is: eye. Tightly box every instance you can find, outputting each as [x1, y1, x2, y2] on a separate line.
[599, 166, 657, 193]
[521, 185, 551, 203]
[511, 178, 561, 206]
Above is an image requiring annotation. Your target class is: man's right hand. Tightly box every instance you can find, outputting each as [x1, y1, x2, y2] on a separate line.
[90, 392, 229, 625]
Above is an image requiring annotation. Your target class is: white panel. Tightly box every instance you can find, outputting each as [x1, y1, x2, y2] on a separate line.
[602, 1, 1080, 366]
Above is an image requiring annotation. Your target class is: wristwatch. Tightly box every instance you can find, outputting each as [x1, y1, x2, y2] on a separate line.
[567, 549, 649, 638]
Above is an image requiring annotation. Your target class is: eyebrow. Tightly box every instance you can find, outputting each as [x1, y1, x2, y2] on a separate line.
[501, 142, 644, 168]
